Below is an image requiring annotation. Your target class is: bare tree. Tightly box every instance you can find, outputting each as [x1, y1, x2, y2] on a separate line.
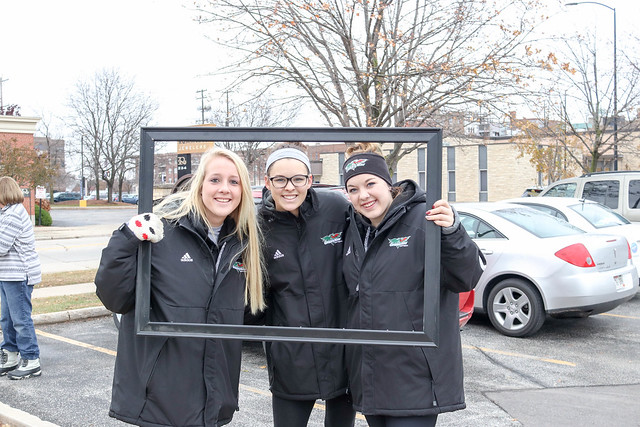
[37, 113, 69, 201]
[194, 0, 550, 170]
[0, 139, 57, 190]
[514, 34, 640, 179]
[210, 95, 295, 179]
[67, 69, 157, 202]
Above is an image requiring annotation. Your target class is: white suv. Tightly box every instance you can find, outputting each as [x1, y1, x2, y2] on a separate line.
[539, 171, 640, 222]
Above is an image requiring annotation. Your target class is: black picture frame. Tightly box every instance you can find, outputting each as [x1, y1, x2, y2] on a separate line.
[135, 127, 442, 346]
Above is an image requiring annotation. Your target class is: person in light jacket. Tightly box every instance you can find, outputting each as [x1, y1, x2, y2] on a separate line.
[341, 143, 484, 427]
[253, 142, 355, 427]
[0, 176, 42, 380]
[95, 148, 264, 427]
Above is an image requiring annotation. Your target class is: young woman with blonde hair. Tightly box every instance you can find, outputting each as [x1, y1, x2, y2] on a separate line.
[96, 147, 264, 426]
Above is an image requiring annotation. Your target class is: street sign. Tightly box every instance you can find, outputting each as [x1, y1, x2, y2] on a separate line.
[35, 186, 46, 199]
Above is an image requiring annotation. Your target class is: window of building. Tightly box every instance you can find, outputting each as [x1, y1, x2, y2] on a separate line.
[447, 147, 456, 202]
[338, 152, 345, 185]
[479, 145, 488, 201]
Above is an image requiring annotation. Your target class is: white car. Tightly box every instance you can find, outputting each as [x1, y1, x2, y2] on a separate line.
[505, 197, 640, 282]
[455, 202, 638, 337]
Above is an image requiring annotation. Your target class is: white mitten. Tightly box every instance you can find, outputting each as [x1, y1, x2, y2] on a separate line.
[126, 213, 164, 243]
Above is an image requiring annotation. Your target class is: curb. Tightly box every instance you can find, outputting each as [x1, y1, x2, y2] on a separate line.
[32, 306, 111, 325]
[0, 401, 59, 427]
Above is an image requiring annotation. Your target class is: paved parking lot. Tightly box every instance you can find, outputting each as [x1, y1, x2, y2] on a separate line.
[1, 293, 639, 426]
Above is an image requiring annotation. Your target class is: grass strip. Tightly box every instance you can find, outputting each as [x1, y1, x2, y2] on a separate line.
[32, 293, 104, 315]
[38, 269, 98, 288]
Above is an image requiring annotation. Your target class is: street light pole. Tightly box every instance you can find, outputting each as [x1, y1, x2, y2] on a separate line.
[80, 135, 85, 198]
[566, 1, 617, 170]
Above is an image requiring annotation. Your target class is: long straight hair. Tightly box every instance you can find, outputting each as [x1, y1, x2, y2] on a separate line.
[156, 148, 265, 313]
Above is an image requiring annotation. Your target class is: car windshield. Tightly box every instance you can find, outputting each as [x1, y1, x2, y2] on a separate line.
[493, 207, 585, 238]
[568, 202, 630, 228]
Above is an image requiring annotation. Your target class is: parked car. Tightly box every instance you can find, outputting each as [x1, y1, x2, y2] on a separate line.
[121, 194, 138, 204]
[521, 186, 543, 197]
[539, 171, 640, 222]
[505, 197, 640, 282]
[455, 202, 638, 337]
[53, 192, 82, 202]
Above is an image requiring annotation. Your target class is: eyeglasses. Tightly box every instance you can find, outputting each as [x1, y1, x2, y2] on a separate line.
[269, 175, 309, 188]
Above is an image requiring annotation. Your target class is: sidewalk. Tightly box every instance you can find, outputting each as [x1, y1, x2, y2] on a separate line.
[2, 226, 109, 427]
[34, 223, 120, 240]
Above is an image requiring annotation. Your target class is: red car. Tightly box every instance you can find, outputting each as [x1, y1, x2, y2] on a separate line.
[459, 290, 475, 328]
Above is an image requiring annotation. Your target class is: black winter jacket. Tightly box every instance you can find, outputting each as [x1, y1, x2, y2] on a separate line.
[257, 188, 350, 400]
[342, 180, 483, 416]
[95, 214, 247, 427]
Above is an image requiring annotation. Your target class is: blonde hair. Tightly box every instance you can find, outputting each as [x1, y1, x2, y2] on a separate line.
[155, 148, 265, 313]
[345, 142, 384, 159]
[0, 176, 25, 206]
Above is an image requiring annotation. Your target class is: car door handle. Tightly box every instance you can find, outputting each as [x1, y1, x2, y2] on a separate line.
[480, 249, 493, 255]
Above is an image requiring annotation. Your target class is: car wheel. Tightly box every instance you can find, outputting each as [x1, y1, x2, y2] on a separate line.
[487, 278, 545, 337]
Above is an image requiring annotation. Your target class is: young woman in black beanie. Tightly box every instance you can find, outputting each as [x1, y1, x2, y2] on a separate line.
[341, 143, 484, 427]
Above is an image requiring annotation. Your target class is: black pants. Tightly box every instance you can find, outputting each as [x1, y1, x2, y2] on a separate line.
[272, 393, 356, 427]
[364, 414, 438, 427]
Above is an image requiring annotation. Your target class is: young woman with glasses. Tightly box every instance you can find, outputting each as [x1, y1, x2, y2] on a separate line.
[253, 142, 355, 427]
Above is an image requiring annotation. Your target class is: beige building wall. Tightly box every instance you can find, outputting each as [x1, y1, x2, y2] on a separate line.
[448, 143, 479, 202]
[486, 143, 540, 200]
[321, 152, 342, 184]
[317, 139, 544, 202]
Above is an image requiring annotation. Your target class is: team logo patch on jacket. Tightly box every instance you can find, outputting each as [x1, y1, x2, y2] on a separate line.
[321, 232, 342, 245]
[388, 236, 411, 248]
[344, 158, 367, 172]
[232, 261, 246, 272]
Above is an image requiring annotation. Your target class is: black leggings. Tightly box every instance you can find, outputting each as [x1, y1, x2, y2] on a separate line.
[364, 414, 438, 427]
[272, 393, 356, 427]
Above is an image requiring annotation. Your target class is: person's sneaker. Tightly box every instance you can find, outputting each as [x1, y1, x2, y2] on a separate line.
[0, 349, 19, 376]
[7, 358, 41, 380]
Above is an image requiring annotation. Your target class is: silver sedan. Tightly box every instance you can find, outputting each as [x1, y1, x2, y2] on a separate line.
[455, 202, 638, 337]
[504, 197, 640, 281]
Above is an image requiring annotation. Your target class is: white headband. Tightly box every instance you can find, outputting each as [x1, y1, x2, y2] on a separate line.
[265, 148, 311, 173]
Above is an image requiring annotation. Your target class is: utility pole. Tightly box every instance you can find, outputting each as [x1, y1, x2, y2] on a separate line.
[196, 89, 209, 125]
[0, 76, 8, 112]
[80, 135, 85, 198]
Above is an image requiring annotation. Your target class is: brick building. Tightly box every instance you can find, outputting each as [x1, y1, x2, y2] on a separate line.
[0, 115, 41, 221]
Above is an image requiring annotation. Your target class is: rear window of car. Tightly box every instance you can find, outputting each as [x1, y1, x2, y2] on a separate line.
[581, 180, 619, 209]
[629, 180, 640, 210]
[542, 182, 577, 197]
[568, 202, 630, 228]
[494, 207, 584, 238]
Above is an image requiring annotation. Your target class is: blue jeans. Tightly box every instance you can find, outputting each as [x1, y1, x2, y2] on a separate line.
[0, 280, 40, 359]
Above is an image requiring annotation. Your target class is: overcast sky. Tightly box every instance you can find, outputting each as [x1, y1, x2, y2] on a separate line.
[1, 0, 638, 137]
